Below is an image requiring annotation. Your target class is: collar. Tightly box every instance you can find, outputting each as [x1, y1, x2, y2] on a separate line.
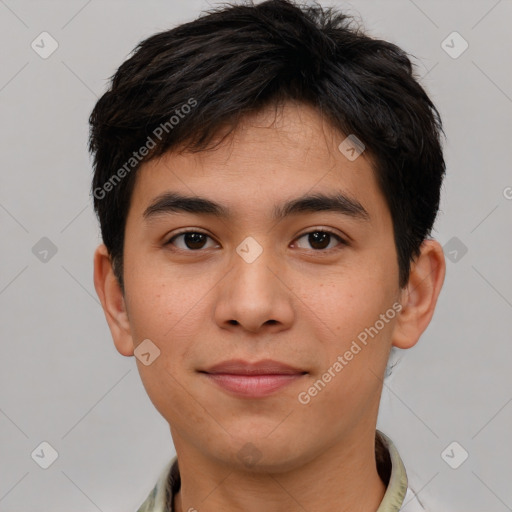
[136, 430, 425, 512]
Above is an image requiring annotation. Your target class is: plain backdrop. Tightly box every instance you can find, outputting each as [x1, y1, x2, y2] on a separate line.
[1, 1, 511, 511]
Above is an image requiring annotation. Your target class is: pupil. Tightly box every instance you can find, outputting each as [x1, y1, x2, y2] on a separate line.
[185, 233, 206, 249]
[309, 231, 329, 250]
[182, 232, 331, 250]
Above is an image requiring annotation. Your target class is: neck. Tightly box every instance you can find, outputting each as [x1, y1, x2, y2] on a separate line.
[171, 424, 386, 512]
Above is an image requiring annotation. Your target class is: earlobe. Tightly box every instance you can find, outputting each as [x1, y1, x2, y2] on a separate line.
[392, 239, 446, 349]
[93, 244, 134, 357]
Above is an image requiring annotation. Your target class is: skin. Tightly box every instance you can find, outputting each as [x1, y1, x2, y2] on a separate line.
[94, 101, 445, 512]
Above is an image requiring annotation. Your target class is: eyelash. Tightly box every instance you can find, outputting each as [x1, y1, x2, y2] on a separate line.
[164, 228, 348, 253]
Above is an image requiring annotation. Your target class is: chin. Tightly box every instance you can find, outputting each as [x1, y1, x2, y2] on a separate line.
[207, 432, 315, 475]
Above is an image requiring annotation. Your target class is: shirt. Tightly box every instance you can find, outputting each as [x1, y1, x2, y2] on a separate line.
[136, 430, 426, 512]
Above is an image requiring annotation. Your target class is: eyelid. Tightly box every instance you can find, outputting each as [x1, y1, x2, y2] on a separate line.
[293, 227, 348, 250]
[165, 227, 349, 252]
[167, 227, 211, 239]
[295, 226, 347, 242]
[165, 228, 218, 246]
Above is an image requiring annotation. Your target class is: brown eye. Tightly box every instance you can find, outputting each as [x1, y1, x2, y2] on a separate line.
[294, 230, 346, 251]
[167, 231, 218, 251]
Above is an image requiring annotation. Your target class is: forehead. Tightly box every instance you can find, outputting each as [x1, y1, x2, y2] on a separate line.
[127, 101, 388, 226]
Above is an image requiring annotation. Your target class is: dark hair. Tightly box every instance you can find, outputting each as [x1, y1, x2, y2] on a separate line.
[89, 0, 446, 293]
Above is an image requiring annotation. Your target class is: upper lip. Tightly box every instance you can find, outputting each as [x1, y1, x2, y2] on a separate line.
[202, 359, 306, 375]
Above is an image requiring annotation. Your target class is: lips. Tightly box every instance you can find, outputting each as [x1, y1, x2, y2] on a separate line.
[200, 359, 307, 398]
[204, 359, 306, 375]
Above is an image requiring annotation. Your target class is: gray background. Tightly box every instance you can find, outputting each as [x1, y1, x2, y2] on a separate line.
[1, 0, 511, 510]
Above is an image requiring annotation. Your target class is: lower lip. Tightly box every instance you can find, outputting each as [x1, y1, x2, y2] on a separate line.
[203, 373, 304, 398]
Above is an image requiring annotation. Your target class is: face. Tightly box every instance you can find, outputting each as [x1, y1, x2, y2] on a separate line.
[118, 102, 403, 471]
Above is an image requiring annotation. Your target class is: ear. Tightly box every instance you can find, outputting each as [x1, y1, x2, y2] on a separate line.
[93, 244, 134, 357]
[392, 239, 446, 349]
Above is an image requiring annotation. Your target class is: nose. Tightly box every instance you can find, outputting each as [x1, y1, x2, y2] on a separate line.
[213, 242, 295, 334]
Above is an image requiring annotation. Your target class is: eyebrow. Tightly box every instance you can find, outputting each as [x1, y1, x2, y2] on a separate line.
[143, 191, 370, 223]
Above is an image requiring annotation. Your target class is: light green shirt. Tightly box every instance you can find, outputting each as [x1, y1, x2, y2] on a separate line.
[136, 430, 426, 512]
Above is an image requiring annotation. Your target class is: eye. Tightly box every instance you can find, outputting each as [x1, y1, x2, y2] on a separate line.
[166, 230, 219, 251]
[165, 228, 347, 252]
[293, 229, 347, 251]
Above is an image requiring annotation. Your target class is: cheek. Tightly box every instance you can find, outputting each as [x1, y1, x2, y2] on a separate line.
[124, 256, 208, 342]
[126, 277, 211, 426]
[298, 269, 394, 345]
[296, 279, 395, 426]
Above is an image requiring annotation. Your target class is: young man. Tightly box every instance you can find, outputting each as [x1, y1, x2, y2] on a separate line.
[90, 1, 446, 510]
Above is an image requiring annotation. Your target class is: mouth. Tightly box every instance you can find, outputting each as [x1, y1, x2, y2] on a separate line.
[199, 359, 308, 398]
